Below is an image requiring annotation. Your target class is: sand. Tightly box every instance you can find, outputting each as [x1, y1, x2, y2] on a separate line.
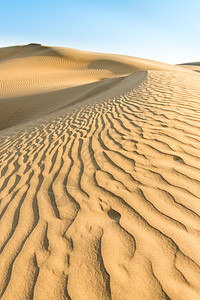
[178, 62, 200, 73]
[0, 44, 200, 300]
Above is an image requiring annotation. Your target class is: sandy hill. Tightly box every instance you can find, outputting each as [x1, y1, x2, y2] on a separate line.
[0, 44, 193, 132]
[0, 44, 200, 300]
[177, 62, 200, 73]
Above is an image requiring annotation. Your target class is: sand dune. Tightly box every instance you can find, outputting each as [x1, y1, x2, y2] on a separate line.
[178, 62, 200, 73]
[0, 44, 200, 299]
[0, 43, 192, 99]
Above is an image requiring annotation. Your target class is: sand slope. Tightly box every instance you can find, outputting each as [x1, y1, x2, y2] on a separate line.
[178, 62, 200, 73]
[0, 45, 200, 300]
[0, 43, 192, 99]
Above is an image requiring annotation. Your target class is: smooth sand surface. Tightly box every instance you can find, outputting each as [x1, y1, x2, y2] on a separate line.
[0, 44, 200, 299]
[178, 62, 200, 73]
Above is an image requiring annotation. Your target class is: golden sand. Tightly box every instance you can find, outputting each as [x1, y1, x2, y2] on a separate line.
[178, 62, 200, 73]
[0, 44, 200, 299]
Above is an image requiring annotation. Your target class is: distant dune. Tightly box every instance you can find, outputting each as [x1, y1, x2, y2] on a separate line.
[177, 62, 200, 73]
[0, 44, 200, 300]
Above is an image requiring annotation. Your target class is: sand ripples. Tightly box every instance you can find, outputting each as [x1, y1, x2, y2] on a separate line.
[0, 70, 200, 299]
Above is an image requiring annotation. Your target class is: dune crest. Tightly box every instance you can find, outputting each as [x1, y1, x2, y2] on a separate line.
[0, 45, 200, 299]
[0, 44, 193, 99]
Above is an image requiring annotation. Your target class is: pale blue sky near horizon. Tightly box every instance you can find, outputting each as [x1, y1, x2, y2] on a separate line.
[0, 0, 199, 64]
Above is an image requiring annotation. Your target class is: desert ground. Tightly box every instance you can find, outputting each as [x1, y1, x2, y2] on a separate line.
[0, 44, 200, 300]
[178, 62, 200, 73]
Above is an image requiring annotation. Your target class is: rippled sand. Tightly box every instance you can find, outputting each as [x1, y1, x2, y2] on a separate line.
[0, 44, 200, 300]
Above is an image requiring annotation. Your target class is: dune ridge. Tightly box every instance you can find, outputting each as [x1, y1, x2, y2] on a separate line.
[0, 45, 200, 299]
[0, 44, 193, 99]
[178, 62, 200, 73]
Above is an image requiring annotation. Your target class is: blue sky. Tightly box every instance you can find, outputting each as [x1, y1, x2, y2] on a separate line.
[0, 0, 199, 64]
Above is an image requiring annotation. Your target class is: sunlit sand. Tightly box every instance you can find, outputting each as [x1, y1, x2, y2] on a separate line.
[0, 44, 200, 299]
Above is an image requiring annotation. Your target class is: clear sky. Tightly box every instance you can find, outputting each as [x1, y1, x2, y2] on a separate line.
[0, 0, 199, 64]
